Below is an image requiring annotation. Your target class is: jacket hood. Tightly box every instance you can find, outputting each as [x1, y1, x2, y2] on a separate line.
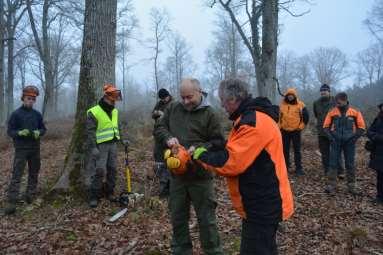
[229, 97, 279, 122]
[285, 88, 298, 97]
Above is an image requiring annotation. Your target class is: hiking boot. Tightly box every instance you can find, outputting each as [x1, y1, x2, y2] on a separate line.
[325, 185, 336, 195]
[296, 169, 305, 176]
[4, 202, 16, 215]
[23, 194, 34, 204]
[372, 197, 383, 205]
[347, 184, 359, 196]
[89, 199, 98, 208]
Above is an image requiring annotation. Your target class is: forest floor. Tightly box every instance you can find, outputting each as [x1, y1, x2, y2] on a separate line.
[0, 119, 382, 255]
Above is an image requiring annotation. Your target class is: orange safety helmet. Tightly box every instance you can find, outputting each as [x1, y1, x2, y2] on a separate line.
[164, 145, 191, 175]
[103, 83, 122, 102]
[21, 85, 39, 100]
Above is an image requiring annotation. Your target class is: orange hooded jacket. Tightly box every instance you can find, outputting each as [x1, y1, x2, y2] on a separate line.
[279, 88, 307, 131]
[196, 97, 294, 223]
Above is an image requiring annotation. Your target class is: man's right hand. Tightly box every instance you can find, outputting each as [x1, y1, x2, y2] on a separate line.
[166, 137, 180, 148]
[91, 147, 100, 157]
[17, 129, 30, 137]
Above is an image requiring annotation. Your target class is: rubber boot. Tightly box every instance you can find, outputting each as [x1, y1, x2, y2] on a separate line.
[4, 202, 16, 215]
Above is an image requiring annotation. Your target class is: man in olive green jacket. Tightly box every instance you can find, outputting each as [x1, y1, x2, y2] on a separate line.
[154, 78, 224, 255]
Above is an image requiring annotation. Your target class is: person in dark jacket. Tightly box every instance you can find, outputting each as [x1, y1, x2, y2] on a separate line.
[279, 88, 309, 176]
[323, 92, 366, 195]
[192, 79, 294, 255]
[313, 84, 344, 176]
[4, 85, 47, 215]
[367, 102, 383, 205]
[152, 88, 173, 197]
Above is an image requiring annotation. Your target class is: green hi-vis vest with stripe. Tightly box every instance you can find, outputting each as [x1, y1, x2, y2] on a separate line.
[87, 105, 120, 144]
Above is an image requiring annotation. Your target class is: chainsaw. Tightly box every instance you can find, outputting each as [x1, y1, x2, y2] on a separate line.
[108, 143, 143, 223]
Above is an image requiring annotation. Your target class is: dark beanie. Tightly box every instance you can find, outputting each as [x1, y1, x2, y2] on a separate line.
[320, 84, 330, 92]
[335, 92, 348, 101]
[158, 88, 170, 99]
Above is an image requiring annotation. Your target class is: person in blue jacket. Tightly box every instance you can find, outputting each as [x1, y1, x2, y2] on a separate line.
[4, 85, 46, 215]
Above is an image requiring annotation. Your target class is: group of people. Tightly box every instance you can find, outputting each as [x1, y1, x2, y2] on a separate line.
[2, 78, 383, 254]
[279, 83, 367, 195]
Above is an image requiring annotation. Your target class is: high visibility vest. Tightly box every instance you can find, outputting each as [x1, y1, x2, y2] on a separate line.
[87, 105, 120, 144]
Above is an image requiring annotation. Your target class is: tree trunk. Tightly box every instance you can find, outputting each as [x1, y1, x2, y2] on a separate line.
[6, 27, 15, 118]
[53, 0, 117, 193]
[257, 0, 278, 103]
[0, 0, 5, 124]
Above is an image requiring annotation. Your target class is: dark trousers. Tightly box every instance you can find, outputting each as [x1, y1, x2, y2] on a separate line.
[154, 162, 170, 194]
[7, 148, 41, 203]
[240, 220, 278, 255]
[318, 136, 344, 174]
[89, 143, 117, 199]
[328, 140, 356, 186]
[169, 177, 223, 255]
[282, 130, 302, 171]
[377, 171, 383, 201]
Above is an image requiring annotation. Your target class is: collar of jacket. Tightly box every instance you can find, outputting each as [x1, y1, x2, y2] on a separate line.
[320, 95, 332, 102]
[181, 94, 209, 112]
[229, 96, 279, 122]
[21, 105, 33, 111]
[337, 103, 349, 114]
[98, 97, 115, 114]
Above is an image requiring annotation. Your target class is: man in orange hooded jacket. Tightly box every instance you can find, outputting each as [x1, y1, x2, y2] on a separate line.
[192, 79, 294, 255]
[279, 88, 309, 176]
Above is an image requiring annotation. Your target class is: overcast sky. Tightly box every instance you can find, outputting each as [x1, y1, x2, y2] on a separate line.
[128, 0, 375, 87]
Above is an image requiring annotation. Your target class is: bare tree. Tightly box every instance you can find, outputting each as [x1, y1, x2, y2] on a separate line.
[148, 7, 169, 95]
[295, 54, 314, 91]
[4, 0, 27, 117]
[163, 31, 194, 96]
[277, 50, 297, 90]
[14, 46, 28, 91]
[210, 0, 310, 101]
[205, 11, 251, 96]
[53, 0, 117, 193]
[116, 0, 138, 111]
[356, 43, 383, 86]
[310, 47, 348, 87]
[364, 0, 383, 44]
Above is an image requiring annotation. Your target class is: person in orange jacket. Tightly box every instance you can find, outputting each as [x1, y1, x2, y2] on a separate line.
[192, 79, 294, 255]
[323, 92, 366, 195]
[279, 88, 309, 176]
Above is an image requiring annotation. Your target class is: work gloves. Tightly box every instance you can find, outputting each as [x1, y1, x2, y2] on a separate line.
[33, 130, 40, 139]
[17, 129, 30, 137]
[164, 145, 191, 175]
[17, 129, 40, 140]
[193, 147, 207, 160]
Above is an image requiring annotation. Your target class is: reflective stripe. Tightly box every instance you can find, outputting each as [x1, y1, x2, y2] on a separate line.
[87, 105, 120, 144]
